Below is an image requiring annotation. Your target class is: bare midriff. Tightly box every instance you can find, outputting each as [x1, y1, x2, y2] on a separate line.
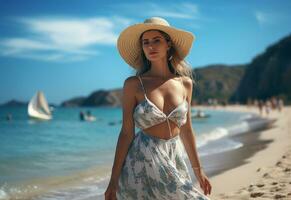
[142, 121, 180, 140]
[135, 76, 185, 140]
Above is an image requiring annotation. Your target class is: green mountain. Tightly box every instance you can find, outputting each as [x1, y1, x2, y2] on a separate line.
[0, 100, 27, 107]
[61, 89, 122, 107]
[60, 33, 291, 106]
[192, 64, 246, 104]
[61, 97, 86, 107]
[231, 34, 291, 104]
[61, 65, 246, 107]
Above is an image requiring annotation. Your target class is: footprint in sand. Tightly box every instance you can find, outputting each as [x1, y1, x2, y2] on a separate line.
[250, 192, 264, 197]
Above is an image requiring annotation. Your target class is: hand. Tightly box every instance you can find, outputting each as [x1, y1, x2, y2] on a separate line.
[104, 180, 118, 200]
[193, 168, 212, 195]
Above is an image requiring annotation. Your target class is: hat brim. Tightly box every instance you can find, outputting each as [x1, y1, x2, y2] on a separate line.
[117, 23, 195, 69]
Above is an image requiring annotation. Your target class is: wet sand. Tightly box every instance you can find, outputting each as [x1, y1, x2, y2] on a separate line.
[194, 105, 291, 199]
[15, 105, 289, 200]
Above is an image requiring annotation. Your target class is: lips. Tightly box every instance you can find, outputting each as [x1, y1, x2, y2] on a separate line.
[149, 51, 158, 55]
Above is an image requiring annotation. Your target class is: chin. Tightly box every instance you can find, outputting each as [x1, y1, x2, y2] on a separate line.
[147, 56, 166, 62]
[148, 58, 159, 62]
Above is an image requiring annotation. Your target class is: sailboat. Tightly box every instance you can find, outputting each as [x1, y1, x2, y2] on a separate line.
[28, 91, 52, 120]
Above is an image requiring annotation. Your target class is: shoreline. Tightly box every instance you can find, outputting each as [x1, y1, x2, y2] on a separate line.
[0, 165, 111, 200]
[95, 105, 270, 200]
[3, 105, 289, 200]
[197, 122, 274, 178]
[195, 105, 291, 199]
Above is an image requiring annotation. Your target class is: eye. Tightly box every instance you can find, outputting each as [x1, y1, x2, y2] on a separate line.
[154, 39, 160, 43]
[142, 41, 149, 45]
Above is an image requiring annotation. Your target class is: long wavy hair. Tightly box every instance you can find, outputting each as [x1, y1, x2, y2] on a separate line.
[135, 29, 195, 85]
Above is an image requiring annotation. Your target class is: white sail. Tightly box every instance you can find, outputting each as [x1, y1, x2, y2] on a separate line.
[28, 91, 52, 120]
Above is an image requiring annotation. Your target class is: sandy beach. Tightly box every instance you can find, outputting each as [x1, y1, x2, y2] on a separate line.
[194, 105, 291, 200]
[94, 104, 291, 200]
[3, 105, 290, 200]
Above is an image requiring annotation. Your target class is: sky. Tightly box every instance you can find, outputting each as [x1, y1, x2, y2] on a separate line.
[0, 0, 290, 105]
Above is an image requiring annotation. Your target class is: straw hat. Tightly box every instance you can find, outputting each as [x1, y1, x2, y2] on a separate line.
[117, 17, 195, 69]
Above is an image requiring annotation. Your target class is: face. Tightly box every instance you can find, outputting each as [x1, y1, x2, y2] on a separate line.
[141, 30, 171, 62]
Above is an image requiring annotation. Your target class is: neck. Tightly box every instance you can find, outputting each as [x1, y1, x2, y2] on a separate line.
[149, 58, 174, 79]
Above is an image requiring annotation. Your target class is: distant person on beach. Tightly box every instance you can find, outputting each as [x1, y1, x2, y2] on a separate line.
[265, 100, 271, 116]
[213, 98, 218, 108]
[277, 97, 284, 112]
[105, 17, 211, 199]
[258, 100, 264, 116]
[207, 98, 213, 106]
[254, 99, 259, 109]
[271, 96, 277, 110]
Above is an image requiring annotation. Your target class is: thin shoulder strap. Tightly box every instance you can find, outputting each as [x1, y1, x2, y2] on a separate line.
[179, 76, 186, 101]
[137, 76, 147, 97]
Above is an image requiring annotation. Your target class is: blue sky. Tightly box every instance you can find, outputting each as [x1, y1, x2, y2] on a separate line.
[0, 0, 290, 104]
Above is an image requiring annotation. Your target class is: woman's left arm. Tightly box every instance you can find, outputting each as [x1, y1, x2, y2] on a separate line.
[179, 76, 202, 169]
[179, 76, 212, 195]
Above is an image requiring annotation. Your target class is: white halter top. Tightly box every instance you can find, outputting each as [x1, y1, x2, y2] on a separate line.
[133, 75, 188, 137]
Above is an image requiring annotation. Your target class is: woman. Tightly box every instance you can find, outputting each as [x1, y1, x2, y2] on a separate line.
[105, 17, 212, 200]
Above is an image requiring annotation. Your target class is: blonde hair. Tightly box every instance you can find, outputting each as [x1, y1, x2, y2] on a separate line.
[135, 29, 196, 85]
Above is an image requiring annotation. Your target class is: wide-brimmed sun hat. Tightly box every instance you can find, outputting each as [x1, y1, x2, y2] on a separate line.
[117, 17, 195, 69]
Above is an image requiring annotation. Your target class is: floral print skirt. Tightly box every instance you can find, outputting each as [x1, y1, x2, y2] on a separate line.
[117, 130, 211, 200]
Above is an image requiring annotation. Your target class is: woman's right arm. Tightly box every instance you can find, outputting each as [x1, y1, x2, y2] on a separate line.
[106, 76, 137, 187]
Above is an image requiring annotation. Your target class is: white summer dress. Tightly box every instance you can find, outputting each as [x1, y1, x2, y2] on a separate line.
[116, 75, 211, 200]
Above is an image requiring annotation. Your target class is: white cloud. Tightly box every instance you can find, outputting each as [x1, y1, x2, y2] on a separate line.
[1, 38, 54, 55]
[255, 11, 268, 25]
[23, 17, 118, 47]
[254, 10, 280, 26]
[147, 3, 200, 19]
[0, 2, 204, 62]
[110, 2, 201, 20]
[0, 16, 131, 62]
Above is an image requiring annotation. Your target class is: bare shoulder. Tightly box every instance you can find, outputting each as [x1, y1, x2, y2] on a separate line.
[122, 76, 140, 99]
[180, 76, 194, 103]
[180, 76, 193, 90]
[123, 75, 139, 89]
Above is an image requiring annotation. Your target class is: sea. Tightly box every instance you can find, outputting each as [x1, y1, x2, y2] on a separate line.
[0, 106, 262, 200]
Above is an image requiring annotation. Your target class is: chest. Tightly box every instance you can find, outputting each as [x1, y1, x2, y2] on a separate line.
[136, 80, 185, 112]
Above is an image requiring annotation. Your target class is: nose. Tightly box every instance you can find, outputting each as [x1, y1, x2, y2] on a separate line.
[148, 41, 156, 49]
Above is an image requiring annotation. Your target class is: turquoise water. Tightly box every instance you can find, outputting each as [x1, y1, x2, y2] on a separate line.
[0, 106, 254, 199]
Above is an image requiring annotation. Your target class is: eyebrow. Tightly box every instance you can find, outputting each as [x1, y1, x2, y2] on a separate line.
[142, 36, 162, 41]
